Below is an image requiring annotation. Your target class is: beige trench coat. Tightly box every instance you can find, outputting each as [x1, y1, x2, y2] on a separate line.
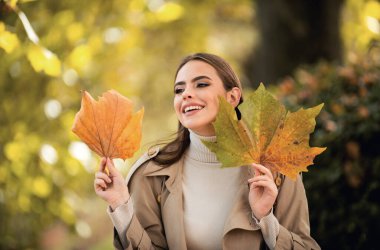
[113, 148, 321, 250]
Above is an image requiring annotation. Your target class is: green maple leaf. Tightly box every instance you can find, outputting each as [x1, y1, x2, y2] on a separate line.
[202, 83, 326, 180]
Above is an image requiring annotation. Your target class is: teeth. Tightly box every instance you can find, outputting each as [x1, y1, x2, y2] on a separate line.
[184, 106, 203, 113]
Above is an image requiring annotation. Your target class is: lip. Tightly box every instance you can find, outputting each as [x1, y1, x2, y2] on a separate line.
[181, 102, 205, 114]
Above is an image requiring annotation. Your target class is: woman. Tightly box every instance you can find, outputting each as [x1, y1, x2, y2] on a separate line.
[94, 53, 320, 250]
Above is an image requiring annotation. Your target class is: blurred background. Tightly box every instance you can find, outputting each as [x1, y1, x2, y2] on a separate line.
[0, 0, 379, 249]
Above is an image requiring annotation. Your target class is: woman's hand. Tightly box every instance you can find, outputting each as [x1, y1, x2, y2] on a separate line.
[248, 163, 278, 220]
[94, 157, 130, 210]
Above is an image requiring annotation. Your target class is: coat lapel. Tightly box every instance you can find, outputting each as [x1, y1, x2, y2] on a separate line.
[143, 157, 187, 249]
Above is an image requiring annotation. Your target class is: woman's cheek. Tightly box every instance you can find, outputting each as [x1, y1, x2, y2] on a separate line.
[173, 98, 181, 115]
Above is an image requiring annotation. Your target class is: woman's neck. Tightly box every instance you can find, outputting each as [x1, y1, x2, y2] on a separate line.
[189, 125, 215, 137]
[187, 130, 219, 163]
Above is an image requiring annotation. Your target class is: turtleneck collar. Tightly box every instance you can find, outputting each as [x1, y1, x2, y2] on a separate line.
[186, 130, 219, 163]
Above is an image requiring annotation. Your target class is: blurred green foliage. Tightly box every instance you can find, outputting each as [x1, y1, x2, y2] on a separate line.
[275, 1, 380, 249]
[277, 46, 380, 250]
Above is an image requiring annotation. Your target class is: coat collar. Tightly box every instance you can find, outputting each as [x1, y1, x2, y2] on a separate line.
[142, 156, 179, 193]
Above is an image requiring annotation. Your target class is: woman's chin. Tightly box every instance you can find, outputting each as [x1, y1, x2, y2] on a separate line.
[184, 125, 215, 136]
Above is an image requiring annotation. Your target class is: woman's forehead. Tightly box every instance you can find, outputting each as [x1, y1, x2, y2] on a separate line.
[175, 60, 218, 82]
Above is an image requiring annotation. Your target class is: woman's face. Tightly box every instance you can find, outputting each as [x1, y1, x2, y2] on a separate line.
[174, 60, 240, 136]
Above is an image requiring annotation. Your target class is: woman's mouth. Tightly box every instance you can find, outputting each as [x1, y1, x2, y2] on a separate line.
[183, 105, 204, 114]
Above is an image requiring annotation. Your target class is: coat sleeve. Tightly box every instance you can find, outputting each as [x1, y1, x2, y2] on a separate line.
[112, 162, 168, 250]
[273, 175, 321, 250]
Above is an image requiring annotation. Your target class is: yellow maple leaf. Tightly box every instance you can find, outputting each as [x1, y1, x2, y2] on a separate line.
[72, 90, 144, 160]
[203, 83, 326, 180]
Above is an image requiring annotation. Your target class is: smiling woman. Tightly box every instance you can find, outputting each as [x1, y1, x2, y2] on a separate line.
[173, 60, 241, 136]
[94, 53, 321, 250]
[152, 54, 244, 166]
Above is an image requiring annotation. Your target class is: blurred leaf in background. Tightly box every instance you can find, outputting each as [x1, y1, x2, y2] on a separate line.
[27, 44, 61, 76]
[0, 21, 19, 53]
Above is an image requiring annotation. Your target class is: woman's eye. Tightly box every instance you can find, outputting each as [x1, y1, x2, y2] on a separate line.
[197, 82, 209, 88]
[174, 88, 184, 94]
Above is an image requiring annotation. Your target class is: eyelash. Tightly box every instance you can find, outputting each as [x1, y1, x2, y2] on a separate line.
[174, 82, 210, 94]
[174, 88, 184, 94]
[197, 82, 209, 88]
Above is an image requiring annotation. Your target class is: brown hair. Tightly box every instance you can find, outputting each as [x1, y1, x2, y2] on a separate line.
[151, 53, 243, 166]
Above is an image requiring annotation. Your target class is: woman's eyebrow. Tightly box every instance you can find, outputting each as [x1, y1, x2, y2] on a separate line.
[174, 75, 212, 87]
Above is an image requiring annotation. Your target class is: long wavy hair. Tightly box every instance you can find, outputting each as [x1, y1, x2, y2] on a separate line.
[151, 53, 244, 166]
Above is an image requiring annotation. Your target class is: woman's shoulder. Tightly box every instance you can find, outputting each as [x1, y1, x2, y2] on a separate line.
[126, 147, 180, 185]
[125, 147, 161, 184]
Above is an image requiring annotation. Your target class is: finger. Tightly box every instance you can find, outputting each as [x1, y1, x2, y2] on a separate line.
[249, 181, 262, 191]
[107, 157, 115, 166]
[106, 158, 120, 177]
[252, 163, 273, 179]
[250, 181, 271, 191]
[250, 180, 277, 191]
[249, 178, 271, 187]
[249, 166, 261, 180]
[254, 166, 261, 177]
[94, 179, 107, 189]
[95, 172, 112, 183]
[99, 157, 107, 172]
[102, 157, 113, 176]
[248, 175, 272, 183]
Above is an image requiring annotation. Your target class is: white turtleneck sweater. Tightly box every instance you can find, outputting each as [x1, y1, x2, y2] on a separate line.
[108, 130, 279, 249]
[183, 131, 242, 250]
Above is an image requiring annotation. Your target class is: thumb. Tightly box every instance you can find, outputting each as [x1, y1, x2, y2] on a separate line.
[106, 158, 120, 177]
[251, 164, 261, 177]
[99, 157, 107, 172]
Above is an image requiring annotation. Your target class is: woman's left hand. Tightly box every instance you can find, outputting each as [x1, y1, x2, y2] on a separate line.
[248, 163, 278, 220]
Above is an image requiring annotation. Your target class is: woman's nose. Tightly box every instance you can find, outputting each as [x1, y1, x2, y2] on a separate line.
[181, 87, 193, 99]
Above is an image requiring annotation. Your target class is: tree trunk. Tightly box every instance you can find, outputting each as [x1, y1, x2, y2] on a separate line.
[244, 0, 345, 86]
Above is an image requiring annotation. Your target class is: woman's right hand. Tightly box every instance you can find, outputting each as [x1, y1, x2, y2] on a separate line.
[94, 157, 130, 210]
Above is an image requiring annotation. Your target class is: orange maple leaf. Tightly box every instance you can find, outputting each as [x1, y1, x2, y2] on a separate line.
[72, 90, 144, 160]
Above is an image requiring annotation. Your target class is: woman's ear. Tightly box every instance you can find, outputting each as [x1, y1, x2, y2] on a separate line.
[226, 87, 242, 107]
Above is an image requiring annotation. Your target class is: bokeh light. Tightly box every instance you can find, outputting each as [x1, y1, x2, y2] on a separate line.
[75, 220, 92, 239]
[63, 68, 78, 86]
[44, 99, 62, 119]
[40, 144, 58, 165]
[366, 16, 380, 34]
[68, 141, 93, 172]
[103, 27, 124, 44]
